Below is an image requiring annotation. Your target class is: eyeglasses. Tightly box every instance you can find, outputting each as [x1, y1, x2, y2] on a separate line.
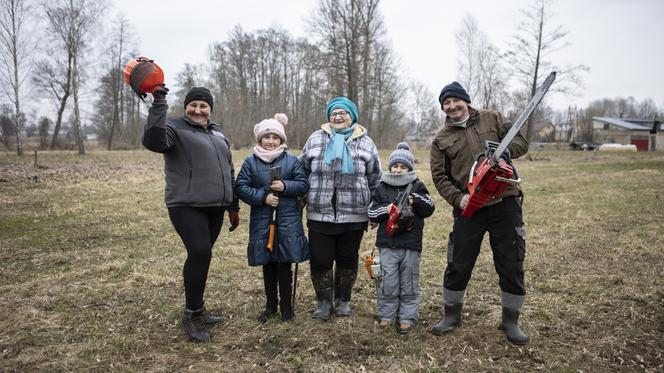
[330, 111, 348, 118]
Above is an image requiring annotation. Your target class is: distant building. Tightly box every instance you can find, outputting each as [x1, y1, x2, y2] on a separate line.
[592, 117, 662, 151]
[532, 121, 556, 142]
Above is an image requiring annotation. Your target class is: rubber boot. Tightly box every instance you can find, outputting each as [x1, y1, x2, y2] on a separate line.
[193, 302, 224, 325]
[182, 308, 210, 342]
[278, 264, 294, 322]
[431, 303, 463, 335]
[499, 307, 529, 345]
[311, 269, 334, 320]
[334, 267, 357, 317]
[258, 264, 279, 323]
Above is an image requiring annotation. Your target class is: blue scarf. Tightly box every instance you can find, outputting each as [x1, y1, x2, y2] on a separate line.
[324, 124, 355, 174]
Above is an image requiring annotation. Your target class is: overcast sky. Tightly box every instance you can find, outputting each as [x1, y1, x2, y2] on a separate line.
[112, 0, 664, 112]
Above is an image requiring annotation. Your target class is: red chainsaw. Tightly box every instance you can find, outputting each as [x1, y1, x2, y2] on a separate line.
[461, 72, 556, 218]
[386, 183, 414, 236]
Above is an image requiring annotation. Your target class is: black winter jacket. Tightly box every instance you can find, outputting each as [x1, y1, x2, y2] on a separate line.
[367, 178, 435, 252]
[142, 99, 239, 210]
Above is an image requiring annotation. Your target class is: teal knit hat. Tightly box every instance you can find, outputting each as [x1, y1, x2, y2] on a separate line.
[326, 96, 359, 124]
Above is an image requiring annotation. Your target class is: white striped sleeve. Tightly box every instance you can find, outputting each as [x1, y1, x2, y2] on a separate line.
[367, 201, 389, 219]
[412, 192, 435, 208]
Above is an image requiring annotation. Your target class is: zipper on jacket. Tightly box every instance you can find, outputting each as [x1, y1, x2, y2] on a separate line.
[332, 187, 338, 222]
[187, 167, 192, 193]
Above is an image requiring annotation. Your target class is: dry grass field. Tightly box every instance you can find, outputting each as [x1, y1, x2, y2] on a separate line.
[1, 149, 663, 372]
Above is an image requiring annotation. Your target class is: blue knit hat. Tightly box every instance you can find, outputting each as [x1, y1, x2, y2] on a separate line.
[388, 142, 414, 171]
[438, 81, 471, 107]
[326, 96, 359, 124]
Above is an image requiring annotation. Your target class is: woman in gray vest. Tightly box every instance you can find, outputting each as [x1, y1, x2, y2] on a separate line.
[143, 86, 240, 342]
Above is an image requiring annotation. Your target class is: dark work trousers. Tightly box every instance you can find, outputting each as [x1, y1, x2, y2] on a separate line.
[168, 206, 225, 310]
[308, 229, 364, 272]
[443, 197, 526, 296]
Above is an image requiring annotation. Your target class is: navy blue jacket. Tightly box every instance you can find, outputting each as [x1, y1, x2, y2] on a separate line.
[235, 152, 310, 266]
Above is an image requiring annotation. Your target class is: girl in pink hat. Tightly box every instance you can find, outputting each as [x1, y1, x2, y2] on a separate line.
[235, 113, 310, 323]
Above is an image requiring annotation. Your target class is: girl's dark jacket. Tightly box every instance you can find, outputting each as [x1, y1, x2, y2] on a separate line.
[367, 178, 435, 252]
[235, 151, 310, 266]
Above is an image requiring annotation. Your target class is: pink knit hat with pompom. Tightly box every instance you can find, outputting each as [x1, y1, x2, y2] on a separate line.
[254, 113, 288, 143]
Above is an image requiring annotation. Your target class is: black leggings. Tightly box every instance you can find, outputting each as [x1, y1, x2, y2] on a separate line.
[308, 229, 364, 272]
[168, 206, 224, 310]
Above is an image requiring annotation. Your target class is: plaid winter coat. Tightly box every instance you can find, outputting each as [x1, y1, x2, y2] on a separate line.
[299, 123, 382, 223]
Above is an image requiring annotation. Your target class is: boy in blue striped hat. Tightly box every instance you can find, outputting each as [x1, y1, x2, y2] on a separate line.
[368, 142, 435, 334]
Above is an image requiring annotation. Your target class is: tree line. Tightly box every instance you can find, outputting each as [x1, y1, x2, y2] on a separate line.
[1, 0, 662, 155]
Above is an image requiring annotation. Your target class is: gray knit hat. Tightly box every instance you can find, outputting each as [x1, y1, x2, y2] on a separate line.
[388, 142, 414, 171]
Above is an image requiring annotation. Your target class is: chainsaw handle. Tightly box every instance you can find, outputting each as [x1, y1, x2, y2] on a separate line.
[495, 157, 522, 184]
[495, 175, 521, 184]
[468, 160, 478, 185]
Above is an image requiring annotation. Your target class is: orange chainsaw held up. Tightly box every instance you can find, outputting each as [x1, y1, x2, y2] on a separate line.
[461, 72, 556, 218]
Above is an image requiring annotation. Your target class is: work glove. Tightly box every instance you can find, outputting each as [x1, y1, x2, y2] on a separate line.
[228, 210, 240, 231]
[152, 85, 169, 101]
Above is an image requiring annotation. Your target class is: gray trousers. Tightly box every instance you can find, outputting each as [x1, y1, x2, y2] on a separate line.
[377, 248, 421, 325]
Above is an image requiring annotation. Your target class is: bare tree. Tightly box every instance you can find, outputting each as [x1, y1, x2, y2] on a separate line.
[405, 81, 442, 146]
[307, 0, 405, 146]
[208, 26, 329, 148]
[169, 63, 204, 118]
[71, 0, 104, 155]
[36, 0, 103, 153]
[201, 1, 405, 149]
[455, 15, 509, 111]
[636, 98, 660, 119]
[0, 104, 14, 149]
[505, 0, 588, 141]
[455, 15, 481, 99]
[32, 56, 71, 150]
[36, 2, 74, 150]
[104, 13, 134, 150]
[0, 0, 34, 156]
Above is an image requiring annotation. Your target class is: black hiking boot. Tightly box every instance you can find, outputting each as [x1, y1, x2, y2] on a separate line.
[193, 304, 224, 325]
[182, 309, 210, 342]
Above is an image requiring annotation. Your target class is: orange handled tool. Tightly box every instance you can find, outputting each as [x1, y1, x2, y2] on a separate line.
[266, 209, 276, 252]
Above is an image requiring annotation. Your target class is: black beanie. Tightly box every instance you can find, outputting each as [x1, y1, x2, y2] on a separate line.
[438, 81, 471, 106]
[184, 87, 214, 110]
